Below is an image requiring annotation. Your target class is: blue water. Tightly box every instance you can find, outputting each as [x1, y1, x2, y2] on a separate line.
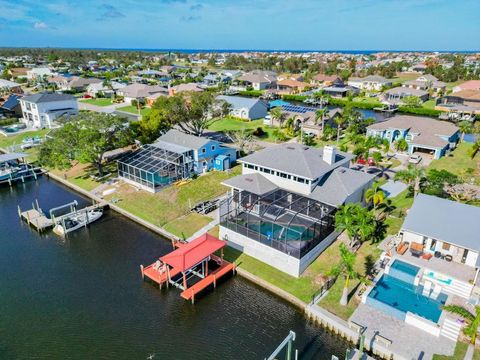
[391, 260, 420, 277]
[269, 99, 290, 108]
[368, 275, 447, 323]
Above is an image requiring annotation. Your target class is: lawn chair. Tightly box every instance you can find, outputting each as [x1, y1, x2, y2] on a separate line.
[430, 283, 442, 300]
[422, 281, 432, 297]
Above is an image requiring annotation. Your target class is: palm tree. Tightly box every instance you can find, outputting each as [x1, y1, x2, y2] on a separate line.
[458, 120, 473, 142]
[443, 305, 480, 345]
[270, 107, 286, 128]
[471, 140, 480, 159]
[334, 114, 347, 145]
[394, 164, 425, 196]
[365, 183, 386, 215]
[329, 243, 359, 306]
[315, 108, 329, 133]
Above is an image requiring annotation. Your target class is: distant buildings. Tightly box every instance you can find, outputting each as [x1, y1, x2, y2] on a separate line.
[0, 79, 23, 94]
[20, 93, 78, 128]
[348, 75, 392, 91]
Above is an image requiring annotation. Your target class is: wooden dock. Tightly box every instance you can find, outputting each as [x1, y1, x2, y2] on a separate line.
[20, 209, 53, 232]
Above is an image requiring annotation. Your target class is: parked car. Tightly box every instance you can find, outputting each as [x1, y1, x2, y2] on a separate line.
[408, 154, 422, 164]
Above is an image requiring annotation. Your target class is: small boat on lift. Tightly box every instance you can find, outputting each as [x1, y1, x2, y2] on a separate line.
[53, 208, 104, 235]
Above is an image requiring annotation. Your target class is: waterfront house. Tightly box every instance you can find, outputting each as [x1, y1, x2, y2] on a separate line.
[0, 94, 22, 117]
[276, 79, 311, 94]
[118, 129, 237, 193]
[219, 144, 375, 277]
[383, 86, 429, 104]
[311, 74, 341, 86]
[437, 89, 480, 114]
[20, 93, 78, 129]
[216, 95, 268, 120]
[348, 75, 392, 91]
[366, 115, 458, 159]
[0, 79, 23, 94]
[402, 74, 446, 94]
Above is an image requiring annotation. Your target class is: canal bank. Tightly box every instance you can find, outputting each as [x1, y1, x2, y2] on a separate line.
[0, 176, 351, 359]
[46, 171, 367, 353]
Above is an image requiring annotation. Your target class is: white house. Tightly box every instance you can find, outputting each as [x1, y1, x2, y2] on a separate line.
[216, 95, 268, 120]
[20, 93, 78, 128]
[219, 144, 375, 276]
[116, 83, 168, 104]
[86, 81, 126, 98]
[348, 75, 392, 91]
[27, 67, 55, 80]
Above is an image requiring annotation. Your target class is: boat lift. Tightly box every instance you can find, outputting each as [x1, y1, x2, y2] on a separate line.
[265, 331, 298, 360]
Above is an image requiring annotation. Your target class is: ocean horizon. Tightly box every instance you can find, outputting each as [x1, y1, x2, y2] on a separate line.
[0, 47, 478, 54]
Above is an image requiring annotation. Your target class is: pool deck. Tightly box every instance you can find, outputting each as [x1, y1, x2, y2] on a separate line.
[350, 303, 456, 360]
[381, 237, 477, 284]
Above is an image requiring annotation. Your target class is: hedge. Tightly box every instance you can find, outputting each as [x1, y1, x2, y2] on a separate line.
[281, 94, 307, 102]
[238, 90, 264, 97]
[397, 106, 442, 117]
[0, 118, 19, 126]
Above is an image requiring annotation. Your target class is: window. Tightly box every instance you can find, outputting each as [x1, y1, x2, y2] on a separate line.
[202, 148, 206, 153]
[211, 145, 216, 151]
[442, 243, 451, 251]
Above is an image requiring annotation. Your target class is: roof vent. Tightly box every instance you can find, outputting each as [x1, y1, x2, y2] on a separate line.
[286, 146, 295, 150]
[245, 178, 253, 182]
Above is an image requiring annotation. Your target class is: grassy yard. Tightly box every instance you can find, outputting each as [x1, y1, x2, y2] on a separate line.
[429, 142, 480, 185]
[79, 98, 114, 106]
[385, 189, 415, 235]
[422, 99, 437, 109]
[392, 73, 419, 84]
[0, 129, 49, 150]
[208, 117, 287, 143]
[117, 105, 151, 117]
[50, 163, 105, 192]
[432, 342, 468, 360]
[163, 213, 213, 239]
[106, 166, 241, 232]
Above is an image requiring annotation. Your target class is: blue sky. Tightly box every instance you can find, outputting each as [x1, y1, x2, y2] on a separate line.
[0, 0, 478, 50]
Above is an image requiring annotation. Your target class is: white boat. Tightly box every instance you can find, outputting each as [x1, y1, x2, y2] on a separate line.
[53, 208, 103, 236]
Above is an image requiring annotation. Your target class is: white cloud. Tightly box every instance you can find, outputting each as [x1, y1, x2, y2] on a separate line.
[34, 21, 48, 29]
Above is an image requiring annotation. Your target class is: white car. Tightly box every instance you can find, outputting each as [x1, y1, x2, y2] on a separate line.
[408, 154, 422, 164]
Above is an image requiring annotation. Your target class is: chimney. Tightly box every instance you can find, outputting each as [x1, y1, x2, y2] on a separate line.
[323, 145, 336, 165]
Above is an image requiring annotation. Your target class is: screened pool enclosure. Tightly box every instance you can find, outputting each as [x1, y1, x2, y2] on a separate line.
[117, 144, 195, 192]
[220, 188, 336, 258]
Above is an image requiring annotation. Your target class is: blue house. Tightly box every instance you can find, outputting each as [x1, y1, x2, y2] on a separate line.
[366, 115, 459, 159]
[118, 129, 237, 193]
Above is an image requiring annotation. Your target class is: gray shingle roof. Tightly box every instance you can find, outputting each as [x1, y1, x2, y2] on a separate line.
[22, 92, 76, 104]
[155, 129, 211, 151]
[239, 143, 353, 180]
[216, 95, 266, 110]
[222, 173, 278, 195]
[309, 167, 375, 206]
[402, 194, 480, 252]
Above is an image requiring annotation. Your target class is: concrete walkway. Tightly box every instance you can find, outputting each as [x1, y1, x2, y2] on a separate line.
[464, 344, 474, 360]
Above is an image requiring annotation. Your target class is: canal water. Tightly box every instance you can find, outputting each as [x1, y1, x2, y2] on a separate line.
[0, 177, 349, 360]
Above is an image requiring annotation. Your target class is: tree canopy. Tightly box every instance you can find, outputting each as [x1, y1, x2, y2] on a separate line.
[39, 112, 133, 176]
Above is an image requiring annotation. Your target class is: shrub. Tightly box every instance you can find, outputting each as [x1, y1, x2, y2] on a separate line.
[252, 127, 266, 137]
[398, 106, 442, 117]
[0, 118, 19, 126]
[238, 90, 263, 98]
[282, 94, 307, 102]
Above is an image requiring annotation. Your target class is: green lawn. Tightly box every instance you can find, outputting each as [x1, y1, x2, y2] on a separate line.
[108, 166, 241, 231]
[429, 142, 480, 185]
[163, 213, 213, 239]
[432, 342, 468, 360]
[391, 73, 419, 84]
[117, 105, 151, 118]
[385, 189, 415, 235]
[208, 117, 287, 143]
[0, 129, 49, 150]
[80, 98, 114, 106]
[422, 99, 437, 109]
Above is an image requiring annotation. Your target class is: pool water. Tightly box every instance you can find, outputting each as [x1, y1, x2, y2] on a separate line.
[390, 259, 420, 276]
[368, 274, 447, 323]
[247, 221, 310, 241]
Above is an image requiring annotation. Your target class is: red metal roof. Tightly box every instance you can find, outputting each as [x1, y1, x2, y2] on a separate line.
[160, 233, 225, 272]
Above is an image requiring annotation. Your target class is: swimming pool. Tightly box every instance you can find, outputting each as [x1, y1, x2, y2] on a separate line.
[367, 274, 447, 323]
[246, 221, 311, 241]
[390, 259, 420, 276]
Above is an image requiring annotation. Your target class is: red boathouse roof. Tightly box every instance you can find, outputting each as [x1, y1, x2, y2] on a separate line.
[160, 233, 226, 272]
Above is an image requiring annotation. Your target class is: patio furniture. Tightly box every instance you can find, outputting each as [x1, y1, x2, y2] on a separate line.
[434, 251, 442, 258]
[410, 242, 424, 257]
[430, 284, 442, 300]
[422, 281, 432, 297]
[422, 253, 433, 260]
[396, 241, 409, 255]
[445, 255, 453, 262]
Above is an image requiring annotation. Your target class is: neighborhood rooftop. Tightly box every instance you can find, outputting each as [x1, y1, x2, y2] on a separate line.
[402, 193, 480, 252]
[154, 129, 211, 151]
[22, 92, 76, 103]
[239, 143, 353, 180]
